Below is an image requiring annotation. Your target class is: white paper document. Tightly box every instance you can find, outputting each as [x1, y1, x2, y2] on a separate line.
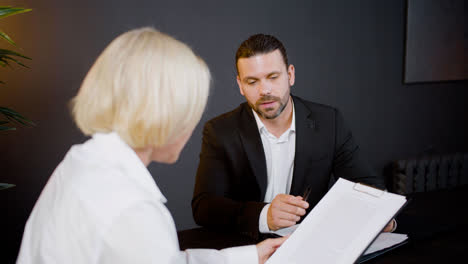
[266, 178, 407, 264]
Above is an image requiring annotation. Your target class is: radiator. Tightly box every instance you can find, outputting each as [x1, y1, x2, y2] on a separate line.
[389, 153, 468, 195]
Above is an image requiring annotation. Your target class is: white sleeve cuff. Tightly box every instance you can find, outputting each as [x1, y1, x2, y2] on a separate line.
[185, 245, 258, 264]
[259, 203, 271, 233]
[221, 245, 258, 264]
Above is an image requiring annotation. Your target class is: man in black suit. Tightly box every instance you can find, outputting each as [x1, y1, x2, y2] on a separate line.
[192, 34, 388, 241]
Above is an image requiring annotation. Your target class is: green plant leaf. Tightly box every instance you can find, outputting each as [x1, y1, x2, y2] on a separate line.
[0, 107, 35, 126]
[0, 7, 31, 19]
[0, 58, 11, 67]
[6, 114, 30, 125]
[2, 55, 30, 68]
[0, 6, 33, 132]
[0, 49, 31, 60]
[0, 49, 31, 69]
[0, 183, 16, 190]
[0, 125, 15, 130]
[0, 31, 16, 46]
[3, 112, 28, 125]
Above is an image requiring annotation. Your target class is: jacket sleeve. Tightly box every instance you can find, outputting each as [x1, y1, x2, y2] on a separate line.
[331, 109, 385, 189]
[192, 121, 266, 240]
[100, 201, 258, 264]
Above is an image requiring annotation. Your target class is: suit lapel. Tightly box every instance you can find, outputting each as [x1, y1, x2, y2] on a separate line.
[237, 103, 268, 198]
[236, 96, 323, 198]
[290, 96, 319, 196]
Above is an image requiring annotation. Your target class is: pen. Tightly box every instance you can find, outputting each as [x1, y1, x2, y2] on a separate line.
[302, 185, 311, 201]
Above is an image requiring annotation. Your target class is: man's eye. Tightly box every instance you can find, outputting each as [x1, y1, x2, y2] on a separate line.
[270, 75, 278, 79]
[247, 80, 256, 85]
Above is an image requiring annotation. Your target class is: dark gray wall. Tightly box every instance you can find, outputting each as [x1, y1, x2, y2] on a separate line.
[1, 0, 467, 262]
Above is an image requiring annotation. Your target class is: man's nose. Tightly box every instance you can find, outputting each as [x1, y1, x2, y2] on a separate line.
[259, 82, 272, 95]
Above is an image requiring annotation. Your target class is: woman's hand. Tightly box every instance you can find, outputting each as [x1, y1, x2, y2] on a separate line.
[256, 236, 288, 264]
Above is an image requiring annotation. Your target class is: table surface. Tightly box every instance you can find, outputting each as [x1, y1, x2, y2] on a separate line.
[178, 185, 468, 263]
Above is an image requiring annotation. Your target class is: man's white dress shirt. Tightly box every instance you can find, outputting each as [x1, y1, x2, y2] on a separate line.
[252, 106, 296, 233]
[16, 132, 257, 264]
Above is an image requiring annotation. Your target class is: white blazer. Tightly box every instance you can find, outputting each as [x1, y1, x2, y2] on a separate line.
[17, 132, 257, 264]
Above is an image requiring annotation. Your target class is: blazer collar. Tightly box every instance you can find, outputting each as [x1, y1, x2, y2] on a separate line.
[237, 103, 268, 198]
[289, 95, 320, 196]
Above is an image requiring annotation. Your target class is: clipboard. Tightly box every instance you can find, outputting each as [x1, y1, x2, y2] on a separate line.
[266, 178, 408, 264]
[357, 236, 409, 263]
[356, 197, 412, 263]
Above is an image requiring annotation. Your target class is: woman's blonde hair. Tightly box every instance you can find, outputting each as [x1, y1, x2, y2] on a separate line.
[71, 27, 210, 148]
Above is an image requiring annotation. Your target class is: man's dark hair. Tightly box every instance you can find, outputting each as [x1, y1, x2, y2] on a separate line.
[235, 34, 288, 74]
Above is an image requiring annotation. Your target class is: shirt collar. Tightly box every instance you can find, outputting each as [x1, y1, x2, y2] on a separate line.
[90, 132, 168, 203]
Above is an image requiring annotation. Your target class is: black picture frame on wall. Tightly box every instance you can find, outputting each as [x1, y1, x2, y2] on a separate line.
[403, 0, 468, 84]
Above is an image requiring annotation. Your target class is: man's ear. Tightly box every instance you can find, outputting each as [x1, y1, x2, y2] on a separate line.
[288, 64, 295, 86]
[237, 75, 245, 96]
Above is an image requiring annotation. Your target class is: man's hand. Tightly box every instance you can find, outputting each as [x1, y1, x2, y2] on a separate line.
[256, 236, 288, 264]
[267, 194, 309, 231]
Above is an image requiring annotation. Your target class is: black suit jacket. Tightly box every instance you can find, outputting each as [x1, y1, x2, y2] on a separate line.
[192, 95, 384, 240]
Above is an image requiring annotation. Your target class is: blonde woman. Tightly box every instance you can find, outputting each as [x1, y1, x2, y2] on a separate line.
[16, 27, 286, 264]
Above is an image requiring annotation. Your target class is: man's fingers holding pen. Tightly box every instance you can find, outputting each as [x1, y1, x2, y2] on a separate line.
[268, 194, 310, 230]
[274, 203, 306, 216]
[279, 194, 309, 209]
[274, 210, 301, 222]
[267, 208, 300, 230]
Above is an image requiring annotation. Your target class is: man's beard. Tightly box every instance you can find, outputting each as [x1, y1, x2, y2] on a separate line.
[249, 94, 289, 119]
